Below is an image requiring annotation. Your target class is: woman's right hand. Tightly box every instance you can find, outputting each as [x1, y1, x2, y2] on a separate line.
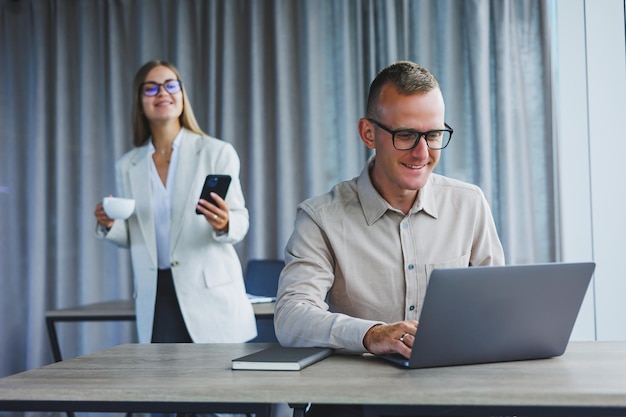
[94, 202, 115, 230]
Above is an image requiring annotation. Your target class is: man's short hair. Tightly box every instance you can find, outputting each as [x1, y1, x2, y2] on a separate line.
[366, 61, 440, 118]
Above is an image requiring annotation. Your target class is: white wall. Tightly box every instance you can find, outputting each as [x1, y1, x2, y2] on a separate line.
[555, 0, 626, 340]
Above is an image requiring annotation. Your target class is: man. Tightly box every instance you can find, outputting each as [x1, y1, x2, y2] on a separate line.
[275, 61, 504, 364]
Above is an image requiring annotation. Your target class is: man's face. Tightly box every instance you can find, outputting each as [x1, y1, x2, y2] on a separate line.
[360, 85, 446, 206]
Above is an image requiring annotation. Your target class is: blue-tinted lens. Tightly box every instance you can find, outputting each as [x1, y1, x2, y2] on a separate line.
[142, 83, 159, 96]
[164, 80, 181, 94]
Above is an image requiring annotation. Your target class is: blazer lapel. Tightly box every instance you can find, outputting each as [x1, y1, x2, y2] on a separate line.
[169, 130, 202, 253]
[129, 146, 158, 266]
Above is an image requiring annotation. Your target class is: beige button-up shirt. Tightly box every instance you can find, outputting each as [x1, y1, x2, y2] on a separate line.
[274, 157, 505, 353]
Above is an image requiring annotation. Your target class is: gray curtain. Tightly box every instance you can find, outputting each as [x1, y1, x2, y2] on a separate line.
[0, 0, 555, 378]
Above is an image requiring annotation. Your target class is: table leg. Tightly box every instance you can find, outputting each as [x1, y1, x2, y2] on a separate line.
[290, 403, 308, 417]
[45, 317, 73, 417]
[45, 317, 63, 362]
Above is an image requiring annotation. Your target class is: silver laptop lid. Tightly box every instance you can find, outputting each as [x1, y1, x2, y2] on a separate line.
[385, 262, 595, 369]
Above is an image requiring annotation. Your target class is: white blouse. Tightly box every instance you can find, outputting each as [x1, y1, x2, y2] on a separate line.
[149, 130, 183, 269]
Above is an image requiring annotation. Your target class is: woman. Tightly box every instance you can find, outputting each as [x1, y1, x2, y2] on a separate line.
[94, 60, 256, 344]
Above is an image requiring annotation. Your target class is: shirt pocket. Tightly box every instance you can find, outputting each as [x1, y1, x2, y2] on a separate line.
[425, 253, 471, 281]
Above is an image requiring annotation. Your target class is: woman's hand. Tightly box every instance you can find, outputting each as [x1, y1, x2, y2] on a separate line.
[197, 192, 229, 233]
[94, 198, 115, 230]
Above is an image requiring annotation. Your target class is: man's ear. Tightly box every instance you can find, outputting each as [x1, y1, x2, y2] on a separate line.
[358, 118, 376, 150]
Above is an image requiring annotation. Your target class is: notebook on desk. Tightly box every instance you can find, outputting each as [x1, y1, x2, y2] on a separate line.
[380, 262, 595, 369]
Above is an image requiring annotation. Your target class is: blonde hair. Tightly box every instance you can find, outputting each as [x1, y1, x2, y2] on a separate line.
[131, 60, 207, 147]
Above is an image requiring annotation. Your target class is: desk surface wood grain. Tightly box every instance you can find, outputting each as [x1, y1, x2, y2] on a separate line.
[0, 342, 625, 412]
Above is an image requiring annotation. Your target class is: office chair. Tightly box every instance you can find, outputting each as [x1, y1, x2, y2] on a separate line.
[245, 259, 284, 343]
[244, 259, 284, 298]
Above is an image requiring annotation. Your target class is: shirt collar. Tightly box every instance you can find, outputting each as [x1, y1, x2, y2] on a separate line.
[356, 155, 439, 224]
[416, 177, 438, 219]
[148, 128, 183, 154]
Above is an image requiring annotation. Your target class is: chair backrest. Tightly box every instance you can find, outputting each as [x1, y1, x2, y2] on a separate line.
[244, 259, 285, 297]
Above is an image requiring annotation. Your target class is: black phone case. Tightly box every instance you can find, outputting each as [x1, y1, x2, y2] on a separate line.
[196, 174, 231, 214]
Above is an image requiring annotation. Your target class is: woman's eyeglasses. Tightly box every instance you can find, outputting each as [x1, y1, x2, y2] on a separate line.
[140, 79, 182, 97]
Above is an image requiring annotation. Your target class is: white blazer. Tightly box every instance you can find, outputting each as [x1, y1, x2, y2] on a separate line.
[100, 128, 256, 343]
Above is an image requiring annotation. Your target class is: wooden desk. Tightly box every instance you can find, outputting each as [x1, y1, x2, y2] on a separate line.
[45, 300, 275, 361]
[1, 342, 625, 417]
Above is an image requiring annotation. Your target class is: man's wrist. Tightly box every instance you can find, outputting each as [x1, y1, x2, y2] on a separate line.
[363, 323, 382, 350]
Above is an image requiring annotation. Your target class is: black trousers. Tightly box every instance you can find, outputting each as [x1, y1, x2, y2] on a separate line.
[151, 269, 193, 343]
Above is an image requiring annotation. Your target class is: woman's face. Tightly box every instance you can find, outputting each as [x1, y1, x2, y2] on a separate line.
[140, 65, 183, 126]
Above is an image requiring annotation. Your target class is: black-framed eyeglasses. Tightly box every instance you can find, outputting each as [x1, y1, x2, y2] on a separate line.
[367, 118, 453, 150]
[140, 79, 182, 97]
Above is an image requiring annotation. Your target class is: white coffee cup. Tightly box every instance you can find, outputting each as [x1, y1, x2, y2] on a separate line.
[103, 197, 135, 219]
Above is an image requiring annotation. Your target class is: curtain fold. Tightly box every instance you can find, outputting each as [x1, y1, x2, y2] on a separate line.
[0, 0, 555, 379]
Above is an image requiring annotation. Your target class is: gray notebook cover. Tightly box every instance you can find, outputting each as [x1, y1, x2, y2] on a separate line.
[232, 346, 333, 371]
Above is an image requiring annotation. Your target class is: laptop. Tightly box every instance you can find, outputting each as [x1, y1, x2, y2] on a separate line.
[381, 262, 595, 369]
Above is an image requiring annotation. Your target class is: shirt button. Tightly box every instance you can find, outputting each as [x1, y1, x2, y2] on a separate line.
[408, 264, 414, 270]
[402, 222, 409, 229]
[409, 305, 415, 311]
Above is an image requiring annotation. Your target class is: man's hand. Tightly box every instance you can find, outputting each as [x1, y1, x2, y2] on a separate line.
[363, 320, 419, 359]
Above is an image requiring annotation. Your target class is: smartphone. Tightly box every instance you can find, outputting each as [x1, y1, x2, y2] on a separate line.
[196, 174, 232, 215]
